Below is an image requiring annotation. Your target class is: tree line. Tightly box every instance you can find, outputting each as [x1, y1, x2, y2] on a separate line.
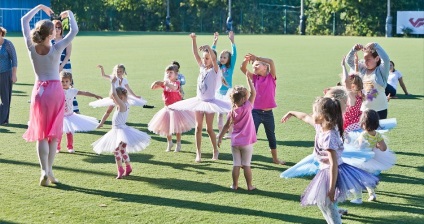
[52, 0, 423, 36]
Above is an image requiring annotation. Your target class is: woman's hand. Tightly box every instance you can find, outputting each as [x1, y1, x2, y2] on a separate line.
[11, 73, 17, 83]
[59, 11, 70, 19]
[39, 5, 54, 16]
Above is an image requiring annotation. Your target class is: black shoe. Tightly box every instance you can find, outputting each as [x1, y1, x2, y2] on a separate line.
[143, 105, 155, 109]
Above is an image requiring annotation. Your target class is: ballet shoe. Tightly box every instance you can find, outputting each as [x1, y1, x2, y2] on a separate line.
[39, 174, 49, 187]
[124, 165, 132, 176]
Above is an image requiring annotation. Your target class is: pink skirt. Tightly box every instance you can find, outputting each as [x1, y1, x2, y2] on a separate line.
[148, 106, 196, 136]
[23, 80, 65, 142]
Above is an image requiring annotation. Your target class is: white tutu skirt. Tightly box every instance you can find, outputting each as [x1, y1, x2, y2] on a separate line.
[92, 125, 150, 154]
[343, 145, 396, 175]
[89, 95, 147, 108]
[148, 107, 195, 136]
[168, 96, 231, 113]
[301, 163, 379, 207]
[215, 89, 232, 105]
[63, 113, 99, 133]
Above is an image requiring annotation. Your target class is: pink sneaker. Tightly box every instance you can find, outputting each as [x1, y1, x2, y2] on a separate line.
[116, 166, 124, 179]
[124, 165, 132, 176]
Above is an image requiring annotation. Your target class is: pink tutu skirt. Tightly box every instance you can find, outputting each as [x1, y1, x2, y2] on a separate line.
[63, 113, 99, 133]
[89, 95, 147, 108]
[92, 125, 150, 154]
[23, 80, 64, 142]
[148, 106, 195, 136]
[168, 96, 231, 113]
[301, 163, 379, 207]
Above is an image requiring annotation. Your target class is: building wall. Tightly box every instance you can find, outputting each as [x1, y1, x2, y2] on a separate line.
[0, 0, 51, 32]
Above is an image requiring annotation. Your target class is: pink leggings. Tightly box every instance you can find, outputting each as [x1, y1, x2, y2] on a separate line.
[115, 142, 130, 163]
[57, 133, 73, 150]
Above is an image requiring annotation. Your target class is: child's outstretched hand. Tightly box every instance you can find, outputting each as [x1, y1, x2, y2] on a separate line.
[59, 10, 69, 19]
[228, 31, 234, 43]
[280, 112, 293, 123]
[353, 44, 363, 51]
[97, 65, 104, 69]
[213, 32, 219, 42]
[190, 33, 196, 39]
[246, 53, 257, 63]
[95, 95, 103, 100]
[364, 42, 376, 51]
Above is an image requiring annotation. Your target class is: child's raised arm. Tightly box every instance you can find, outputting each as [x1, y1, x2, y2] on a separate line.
[110, 77, 126, 111]
[240, 54, 254, 79]
[212, 32, 219, 48]
[151, 81, 164, 90]
[228, 31, 237, 68]
[124, 84, 141, 98]
[97, 65, 110, 79]
[190, 33, 202, 66]
[200, 45, 219, 74]
[281, 111, 314, 126]
[247, 76, 256, 105]
[77, 90, 102, 99]
[254, 55, 276, 79]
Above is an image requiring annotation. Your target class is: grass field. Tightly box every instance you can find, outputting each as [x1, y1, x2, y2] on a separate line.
[1, 32, 423, 224]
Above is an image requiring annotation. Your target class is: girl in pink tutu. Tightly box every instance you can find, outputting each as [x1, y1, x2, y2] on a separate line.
[148, 65, 195, 152]
[90, 64, 146, 128]
[169, 33, 231, 162]
[57, 71, 102, 153]
[92, 77, 150, 179]
[281, 97, 379, 224]
[217, 69, 256, 191]
[22, 5, 78, 186]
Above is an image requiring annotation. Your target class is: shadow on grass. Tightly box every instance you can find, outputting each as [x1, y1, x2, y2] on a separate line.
[256, 139, 314, 148]
[395, 151, 424, 157]
[390, 94, 424, 100]
[0, 220, 20, 224]
[0, 127, 15, 134]
[377, 191, 424, 208]
[380, 173, 424, 185]
[343, 213, 423, 224]
[53, 183, 320, 223]
[0, 123, 28, 129]
[14, 82, 34, 86]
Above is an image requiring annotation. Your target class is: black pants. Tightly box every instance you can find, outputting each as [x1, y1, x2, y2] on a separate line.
[0, 70, 13, 124]
[377, 109, 388, 120]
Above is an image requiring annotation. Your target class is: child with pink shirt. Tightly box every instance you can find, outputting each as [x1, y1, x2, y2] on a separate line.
[240, 53, 284, 165]
[218, 67, 257, 191]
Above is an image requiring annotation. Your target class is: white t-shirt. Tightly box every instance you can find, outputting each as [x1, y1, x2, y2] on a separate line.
[64, 88, 79, 116]
[387, 70, 402, 90]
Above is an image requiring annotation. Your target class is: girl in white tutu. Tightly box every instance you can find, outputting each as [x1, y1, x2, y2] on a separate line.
[92, 77, 150, 179]
[91, 64, 147, 128]
[348, 109, 395, 204]
[57, 71, 102, 153]
[149, 65, 195, 152]
[169, 33, 231, 162]
[281, 97, 379, 224]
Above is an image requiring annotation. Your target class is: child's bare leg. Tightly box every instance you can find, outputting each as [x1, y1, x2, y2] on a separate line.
[175, 133, 182, 152]
[243, 166, 255, 190]
[166, 135, 173, 152]
[195, 112, 204, 162]
[205, 112, 218, 160]
[217, 113, 224, 133]
[232, 166, 240, 190]
[271, 149, 285, 165]
[97, 105, 114, 128]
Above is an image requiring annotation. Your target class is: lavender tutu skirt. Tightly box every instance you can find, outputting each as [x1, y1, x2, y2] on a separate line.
[63, 113, 99, 133]
[92, 125, 150, 154]
[301, 163, 379, 207]
[89, 95, 147, 108]
[148, 106, 195, 136]
[168, 96, 231, 113]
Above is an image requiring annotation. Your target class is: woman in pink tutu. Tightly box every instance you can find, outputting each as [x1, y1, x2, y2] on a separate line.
[281, 97, 379, 224]
[92, 77, 150, 179]
[169, 33, 231, 162]
[22, 5, 78, 186]
[149, 65, 195, 152]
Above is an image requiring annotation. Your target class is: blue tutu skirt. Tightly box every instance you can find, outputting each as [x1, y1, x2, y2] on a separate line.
[301, 163, 379, 207]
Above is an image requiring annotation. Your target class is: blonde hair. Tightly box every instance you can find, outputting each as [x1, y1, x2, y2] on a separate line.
[228, 86, 248, 124]
[113, 64, 127, 77]
[116, 87, 128, 98]
[30, 20, 54, 44]
[253, 60, 270, 74]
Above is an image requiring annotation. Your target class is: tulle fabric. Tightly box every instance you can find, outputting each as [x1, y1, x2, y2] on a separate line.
[148, 106, 195, 136]
[214, 88, 232, 105]
[89, 95, 147, 108]
[63, 113, 99, 133]
[168, 96, 231, 113]
[92, 125, 150, 154]
[23, 81, 64, 142]
[301, 163, 379, 207]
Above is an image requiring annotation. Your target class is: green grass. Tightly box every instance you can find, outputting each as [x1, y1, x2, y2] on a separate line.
[1, 33, 423, 223]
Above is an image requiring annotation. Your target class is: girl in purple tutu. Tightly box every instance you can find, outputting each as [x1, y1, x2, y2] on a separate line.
[92, 77, 150, 179]
[281, 97, 379, 224]
[22, 5, 78, 186]
[149, 65, 195, 152]
[217, 68, 256, 191]
[169, 33, 231, 162]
